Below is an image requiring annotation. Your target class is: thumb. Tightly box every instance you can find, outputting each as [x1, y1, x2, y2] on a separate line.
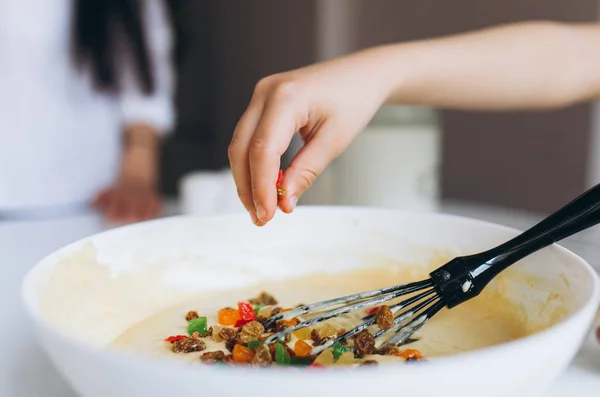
[278, 130, 345, 213]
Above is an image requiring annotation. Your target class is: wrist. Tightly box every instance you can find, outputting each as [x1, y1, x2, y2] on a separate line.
[372, 43, 417, 105]
[119, 124, 161, 188]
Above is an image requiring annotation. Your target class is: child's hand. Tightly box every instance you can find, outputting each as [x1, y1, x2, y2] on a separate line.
[230, 22, 600, 226]
[229, 47, 393, 226]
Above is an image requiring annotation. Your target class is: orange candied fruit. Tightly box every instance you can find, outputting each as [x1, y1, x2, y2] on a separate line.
[232, 344, 255, 363]
[280, 308, 293, 313]
[279, 318, 299, 328]
[294, 340, 312, 357]
[218, 308, 241, 326]
[398, 349, 423, 360]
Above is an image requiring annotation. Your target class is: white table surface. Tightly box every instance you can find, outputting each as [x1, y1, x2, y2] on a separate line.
[0, 201, 598, 396]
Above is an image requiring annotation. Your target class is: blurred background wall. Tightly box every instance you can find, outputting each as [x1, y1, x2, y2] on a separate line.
[163, 0, 598, 213]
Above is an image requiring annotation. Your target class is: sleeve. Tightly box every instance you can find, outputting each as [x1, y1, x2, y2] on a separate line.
[119, 0, 175, 135]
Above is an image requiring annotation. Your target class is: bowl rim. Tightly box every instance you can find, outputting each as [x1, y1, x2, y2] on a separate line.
[21, 206, 600, 377]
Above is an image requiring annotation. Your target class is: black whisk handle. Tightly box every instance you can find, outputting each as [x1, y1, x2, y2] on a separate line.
[432, 183, 600, 308]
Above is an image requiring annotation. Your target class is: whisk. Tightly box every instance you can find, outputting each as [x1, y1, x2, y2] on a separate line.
[264, 184, 600, 356]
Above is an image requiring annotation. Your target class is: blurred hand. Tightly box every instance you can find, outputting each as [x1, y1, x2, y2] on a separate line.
[94, 124, 163, 223]
[229, 47, 393, 226]
[93, 180, 162, 223]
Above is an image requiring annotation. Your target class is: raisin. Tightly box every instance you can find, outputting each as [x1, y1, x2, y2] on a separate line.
[270, 307, 282, 316]
[218, 327, 238, 341]
[406, 356, 419, 363]
[311, 329, 323, 346]
[185, 310, 199, 321]
[238, 321, 265, 344]
[256, 316, 268, 324]
[377, 345, 401, 356]
[249, 292, 278, 306]
[251, 344, 273, 366]
[172, 338, 206, 353]
[225, 339, 237, 353]
[353, 331, 375, 357]
[200, 350, 225, 364]
[376, 305, 394, 330]
[221, 355, 235, 365]
[275, 320, 287, 333]
[360, 360, 379, 367]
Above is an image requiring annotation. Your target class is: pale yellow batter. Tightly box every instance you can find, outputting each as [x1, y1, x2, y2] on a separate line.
[111, 265, 532, 364]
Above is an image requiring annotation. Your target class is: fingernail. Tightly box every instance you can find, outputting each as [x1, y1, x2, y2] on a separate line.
[249, 211, 258, 224]
[255, 205, 267, 221]
[289, 196, 298, 210]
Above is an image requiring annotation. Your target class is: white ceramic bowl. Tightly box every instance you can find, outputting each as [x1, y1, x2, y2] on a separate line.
[22, 208, 600, 397]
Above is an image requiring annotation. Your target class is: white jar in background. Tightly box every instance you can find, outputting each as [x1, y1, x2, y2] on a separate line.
[332, 105, 441, 211]
[179, 170, 245, 216]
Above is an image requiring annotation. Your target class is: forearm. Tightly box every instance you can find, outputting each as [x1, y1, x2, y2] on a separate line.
[120, 124, 161, 187]
[375, 21, 600, 110]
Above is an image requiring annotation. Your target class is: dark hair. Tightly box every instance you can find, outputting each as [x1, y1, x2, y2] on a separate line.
[72, 0, 160, 95]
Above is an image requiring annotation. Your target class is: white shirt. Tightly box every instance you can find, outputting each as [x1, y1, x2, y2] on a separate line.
[0, 0, 174, 212]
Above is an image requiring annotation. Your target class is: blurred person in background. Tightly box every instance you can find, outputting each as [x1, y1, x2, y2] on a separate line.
[0, 0, 174, 222]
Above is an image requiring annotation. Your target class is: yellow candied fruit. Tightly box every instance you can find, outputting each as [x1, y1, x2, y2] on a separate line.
[257, 306, 274, 318]
[335, 351, 355, 366]
[292, 327, 312, 340]
[313, 349, 335, 366]
[319, 323, 338, 339]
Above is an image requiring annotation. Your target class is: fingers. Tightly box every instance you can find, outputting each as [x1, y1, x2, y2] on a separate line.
[229, 93, 264, 224]
[278, 122, 340, 214]
[92, 190, 110, 211]
[249, 93, 300, 224]
[98, 187, 162, 223]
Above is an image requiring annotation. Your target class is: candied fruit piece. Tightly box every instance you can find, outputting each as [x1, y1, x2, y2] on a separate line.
[319, 324, 338, 339]
[399, 349, 423, 361]
[275, 342, 291, 365]
[279, 318, 299, 328]
[257, 306, 274, 318]
[292, 327, 312, 341]
[232, 344, 255, 363]
[313, 349, 335, 366]
[332, 342, 353, 360]
[238, 301, 256, 321]
[335, 351, 355, 366]
[188, 317, 208, 336]
[218, 308, 241, 326]
[294, 340, 312, 357]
